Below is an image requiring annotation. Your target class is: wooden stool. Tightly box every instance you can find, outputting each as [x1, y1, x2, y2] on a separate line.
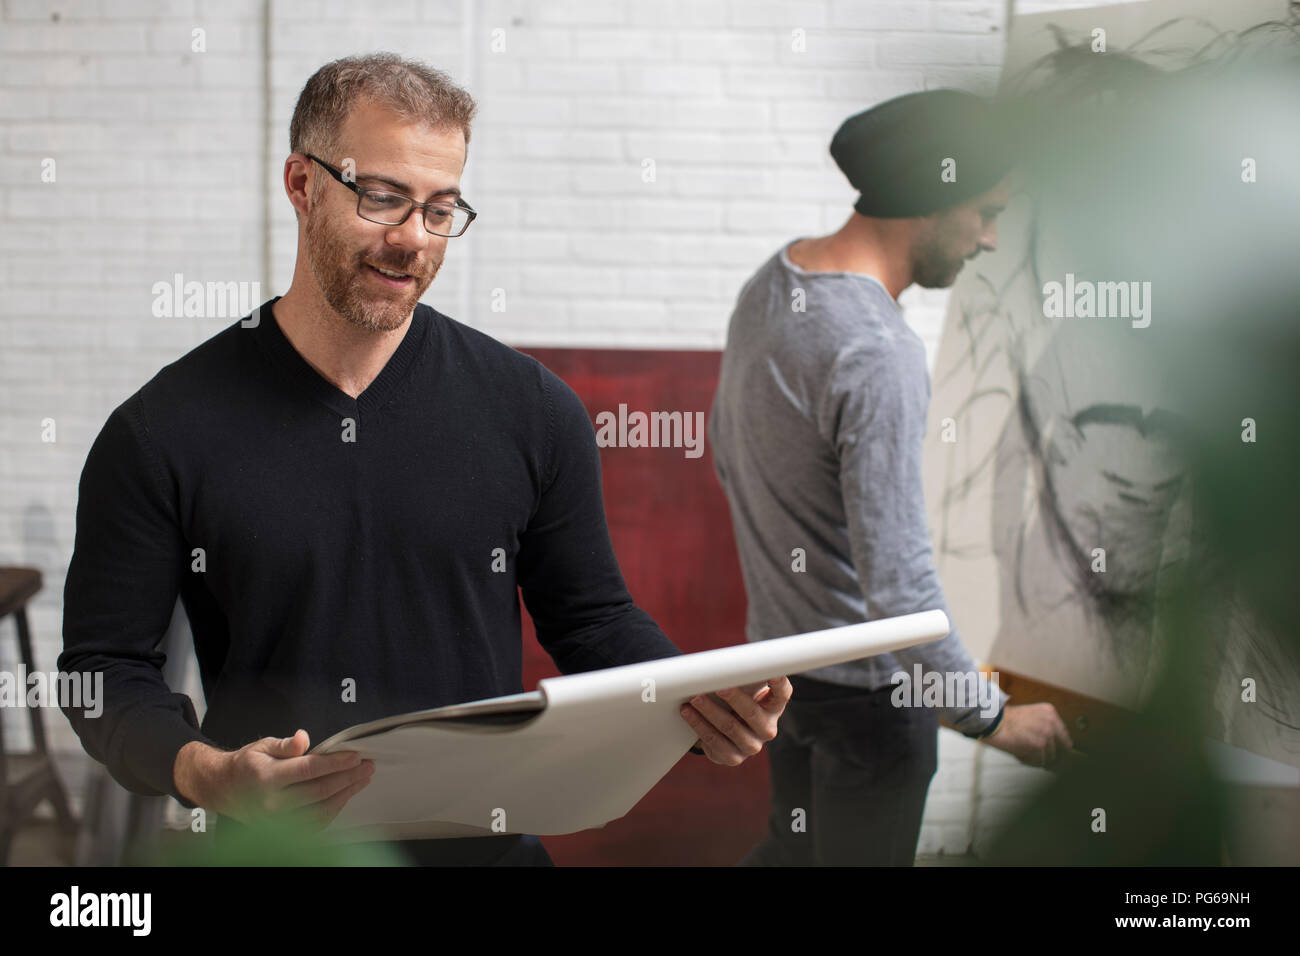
[0, 567, 76, 864]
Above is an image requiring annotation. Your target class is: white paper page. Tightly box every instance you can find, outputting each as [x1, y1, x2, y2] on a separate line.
[318, 609, 950, 840]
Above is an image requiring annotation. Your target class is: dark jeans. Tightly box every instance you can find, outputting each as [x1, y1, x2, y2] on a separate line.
[740, 674, 939, 866]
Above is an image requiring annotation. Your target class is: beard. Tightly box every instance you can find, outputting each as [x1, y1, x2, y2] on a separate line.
[304, 208, 442, 333]
[911, 236, 965, 289]
[913, 257, 963, 289]
[909, 215, 969, 289]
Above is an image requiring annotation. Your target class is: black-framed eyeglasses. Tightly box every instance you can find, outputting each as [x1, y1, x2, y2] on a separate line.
[305, 153, 477, 238]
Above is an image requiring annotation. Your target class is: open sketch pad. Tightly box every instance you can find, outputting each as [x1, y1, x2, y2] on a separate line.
[311, 609, 950, 841]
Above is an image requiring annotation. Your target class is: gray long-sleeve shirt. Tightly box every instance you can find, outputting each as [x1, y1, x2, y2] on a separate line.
[708, 241, 1007, 736]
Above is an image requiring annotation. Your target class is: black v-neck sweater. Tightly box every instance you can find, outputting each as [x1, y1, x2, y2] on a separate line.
[60, 298, 681, 806]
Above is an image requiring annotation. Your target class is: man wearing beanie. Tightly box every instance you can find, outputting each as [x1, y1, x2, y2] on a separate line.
[709, 89, 1073, 866]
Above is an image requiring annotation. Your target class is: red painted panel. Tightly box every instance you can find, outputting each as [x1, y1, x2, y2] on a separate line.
[514, 347, 770, 866]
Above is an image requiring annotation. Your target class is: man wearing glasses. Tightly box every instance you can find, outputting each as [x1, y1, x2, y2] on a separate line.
[60, 53, 789, 867]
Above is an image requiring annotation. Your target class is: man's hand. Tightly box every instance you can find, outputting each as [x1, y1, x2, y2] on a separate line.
[983, 703, 1075, 770]
[679, 676, 792, 766]
[173, 729, 375, 827]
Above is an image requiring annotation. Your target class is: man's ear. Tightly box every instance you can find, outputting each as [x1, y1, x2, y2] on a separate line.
[283, 153, 316, 219]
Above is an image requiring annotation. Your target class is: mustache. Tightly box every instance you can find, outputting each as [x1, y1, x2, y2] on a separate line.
[363, 254, 425, 275]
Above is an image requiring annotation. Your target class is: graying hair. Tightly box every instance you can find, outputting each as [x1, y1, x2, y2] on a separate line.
[290, 52, 477, 159]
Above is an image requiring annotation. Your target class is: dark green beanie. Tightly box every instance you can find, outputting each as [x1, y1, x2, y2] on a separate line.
[830, 88, 1015, 218]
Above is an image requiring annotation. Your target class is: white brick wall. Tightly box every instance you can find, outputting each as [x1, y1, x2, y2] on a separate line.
[1, 0, 1138, 855]
[1, 0, 267, 831]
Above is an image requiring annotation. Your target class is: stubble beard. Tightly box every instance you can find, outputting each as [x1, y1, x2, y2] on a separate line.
[911, 231, 965, 289]
[305, 209, 442, 333]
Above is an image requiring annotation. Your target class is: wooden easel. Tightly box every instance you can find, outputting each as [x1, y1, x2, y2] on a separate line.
[989, 667, 1131, 753]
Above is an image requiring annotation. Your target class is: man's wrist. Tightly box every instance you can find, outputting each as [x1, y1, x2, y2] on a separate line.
[173, 740, 222, 808]
[970, 705, 1007, 741]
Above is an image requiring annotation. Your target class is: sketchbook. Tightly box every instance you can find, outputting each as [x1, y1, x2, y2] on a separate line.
[311, 609, 950, 841]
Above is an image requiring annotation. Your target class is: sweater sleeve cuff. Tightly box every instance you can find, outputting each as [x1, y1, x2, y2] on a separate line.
[965, 704, 1006, 740]
[950, 682, 1010, 738]
[118, 698, 221, 809]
